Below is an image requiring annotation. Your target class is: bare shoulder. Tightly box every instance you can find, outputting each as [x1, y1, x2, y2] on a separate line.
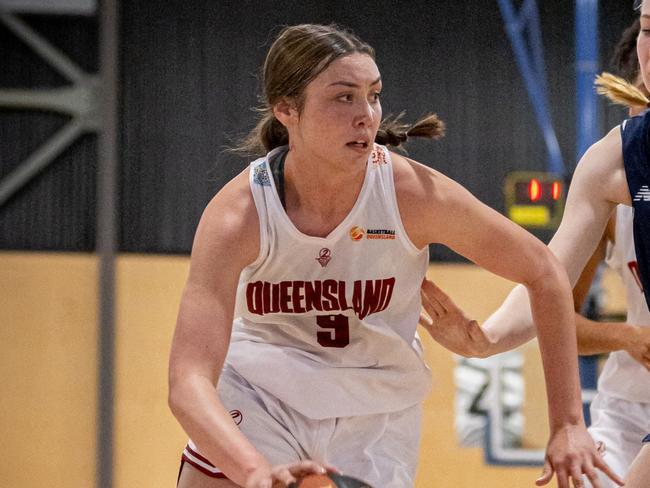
[389, 151, 473, 248]
[390, 151, 456, 206]
[190, 167, 260, 282]
[574, 126, 630, 206]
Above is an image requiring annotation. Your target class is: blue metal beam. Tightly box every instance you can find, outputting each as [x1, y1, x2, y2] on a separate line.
[575, 0, 599, 162]
[575, 0, 600, 427]
[497, 0, 564, 175]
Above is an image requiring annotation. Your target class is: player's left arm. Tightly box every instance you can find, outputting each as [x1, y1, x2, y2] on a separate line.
[393, 150, 623, 488]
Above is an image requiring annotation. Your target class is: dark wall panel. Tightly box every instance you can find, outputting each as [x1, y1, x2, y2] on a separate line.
[0, 1, 637, 258]
[0, 14, 98, 250]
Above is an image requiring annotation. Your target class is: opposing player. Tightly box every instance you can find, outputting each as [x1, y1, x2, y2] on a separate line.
[168, 23, 618, 488]
[422, 2, 650, 486]
[573, 19, 650, 487]
[624, 436, 650, 488]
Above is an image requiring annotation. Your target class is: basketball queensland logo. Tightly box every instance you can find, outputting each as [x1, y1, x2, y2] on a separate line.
[349, 226, 365, 241]
[350, 226, 395, 241]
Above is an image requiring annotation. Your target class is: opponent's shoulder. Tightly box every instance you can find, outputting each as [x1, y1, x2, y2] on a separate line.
[621, 109, 650, 137]
[574, 126, 630, 206]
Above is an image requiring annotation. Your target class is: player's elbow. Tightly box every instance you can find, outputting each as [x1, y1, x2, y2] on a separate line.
[167, 366, 189, 420]
[523, 245, 571, 298]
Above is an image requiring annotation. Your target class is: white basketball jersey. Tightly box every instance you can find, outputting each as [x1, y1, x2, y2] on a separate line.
[599, 205, 650, 403]
[225, 145, 432, 420]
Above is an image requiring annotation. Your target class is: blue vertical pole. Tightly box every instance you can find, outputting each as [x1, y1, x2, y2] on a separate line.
[575, 0, 599, 426]
[576, 0, 599, 162]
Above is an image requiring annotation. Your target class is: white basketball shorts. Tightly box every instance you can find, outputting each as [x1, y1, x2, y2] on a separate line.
[584, 394, 650, 488]
[180, 364, 422, 488]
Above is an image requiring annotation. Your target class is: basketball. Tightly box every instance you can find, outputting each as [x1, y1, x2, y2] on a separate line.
[290, 472, 374, 488]
[293, 473, 336, 488]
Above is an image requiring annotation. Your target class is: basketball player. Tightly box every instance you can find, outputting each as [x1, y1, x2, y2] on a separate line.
[168, 24, 618, 488]
[572, 18, 650, 487]
[422, 2, 650, 486]
[624, 436, 650, 488]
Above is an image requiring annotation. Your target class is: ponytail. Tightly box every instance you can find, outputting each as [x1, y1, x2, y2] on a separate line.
[233, 111, 445, 157]
[376, 113, 445, 148]
[595, 72, 649, 110]
[231, 109, 289, 156]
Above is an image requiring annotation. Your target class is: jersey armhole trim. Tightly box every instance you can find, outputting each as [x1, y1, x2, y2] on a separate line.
[246, 158, 270, 269]
[383, 147, 429, 257]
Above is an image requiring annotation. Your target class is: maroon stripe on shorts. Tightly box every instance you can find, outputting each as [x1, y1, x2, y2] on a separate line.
[180, 445, 228, 479]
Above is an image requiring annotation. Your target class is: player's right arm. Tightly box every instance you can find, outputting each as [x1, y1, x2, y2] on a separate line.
[477, 126, 629, 356]
[168, 170, 326, 487]
[168, 170, 269, 486]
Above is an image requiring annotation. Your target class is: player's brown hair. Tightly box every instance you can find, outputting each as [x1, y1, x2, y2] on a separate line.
[236, 24, 444, 155]
[611, 18, 641, 82]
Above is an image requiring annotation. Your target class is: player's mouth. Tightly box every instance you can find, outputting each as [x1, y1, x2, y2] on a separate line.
[346, 140, 370, 151]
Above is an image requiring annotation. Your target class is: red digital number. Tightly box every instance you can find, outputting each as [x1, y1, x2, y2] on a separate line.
[316, 314, 350, 348]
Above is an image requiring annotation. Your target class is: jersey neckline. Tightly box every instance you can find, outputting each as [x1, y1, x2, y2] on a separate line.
[263, 145, 374, 243]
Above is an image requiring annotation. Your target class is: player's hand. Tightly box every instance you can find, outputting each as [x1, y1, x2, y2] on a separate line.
[624, 325, 650, 371]
[419, 278, 492, 358]
[245, 461, 331, 488]
[535, 423, 624, 488]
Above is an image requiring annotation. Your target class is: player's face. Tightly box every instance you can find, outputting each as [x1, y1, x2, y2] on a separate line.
[638, 4, 650, 91]
[293, 53, 382, 170]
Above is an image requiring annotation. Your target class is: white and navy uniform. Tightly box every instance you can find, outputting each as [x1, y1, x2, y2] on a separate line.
[585, 205, 650, 488]
[182, 145, 432, 487]
[621, 112, 650, 307]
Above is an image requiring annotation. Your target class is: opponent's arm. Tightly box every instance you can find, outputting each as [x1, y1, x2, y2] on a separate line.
[571, 216, 612, 312]
[576, 314, 650, 370]
[480, 127, 629, 355]
[625, 442, 650, 488]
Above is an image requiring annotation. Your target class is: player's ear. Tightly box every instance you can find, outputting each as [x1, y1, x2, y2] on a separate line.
[273, 97, 298, 128]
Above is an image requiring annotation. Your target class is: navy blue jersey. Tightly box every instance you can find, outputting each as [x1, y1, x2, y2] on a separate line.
[621, 112, 650, 310]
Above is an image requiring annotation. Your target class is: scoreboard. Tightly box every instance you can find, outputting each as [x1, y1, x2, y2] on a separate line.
[504, 172, 565, 229]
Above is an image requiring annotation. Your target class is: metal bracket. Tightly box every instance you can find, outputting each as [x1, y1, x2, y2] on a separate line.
[0, 10, 100, 206]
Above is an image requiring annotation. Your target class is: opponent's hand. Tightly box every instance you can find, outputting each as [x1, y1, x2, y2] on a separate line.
[419, 278, 492, 358]
[625, 325, 650, 371]
[245, 461, 330, 488]
[535, 423, 624, 488]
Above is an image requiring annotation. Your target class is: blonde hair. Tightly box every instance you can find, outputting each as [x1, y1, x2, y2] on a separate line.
[594, 72, 649, 110]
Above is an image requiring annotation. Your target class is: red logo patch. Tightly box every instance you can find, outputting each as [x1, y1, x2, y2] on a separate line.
[316, 248, 332, 267]
[371, 146, 387, 165]
[230, 409, 243, 425]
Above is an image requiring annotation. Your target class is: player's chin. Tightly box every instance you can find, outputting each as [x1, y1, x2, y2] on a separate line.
[342, 144, 373, 165]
